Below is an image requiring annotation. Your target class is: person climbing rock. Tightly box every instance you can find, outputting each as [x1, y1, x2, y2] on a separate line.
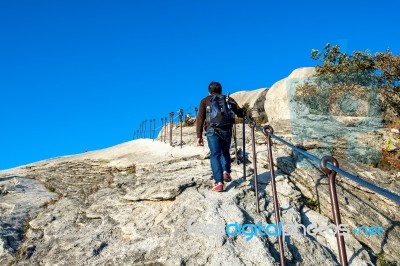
[196, 81, 246, 192]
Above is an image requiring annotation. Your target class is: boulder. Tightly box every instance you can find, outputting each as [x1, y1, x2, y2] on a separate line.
[264, 67, 316, 121]
[231, 88, 268, 117]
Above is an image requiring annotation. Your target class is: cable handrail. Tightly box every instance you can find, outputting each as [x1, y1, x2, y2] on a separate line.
[251, 122, 400, 204]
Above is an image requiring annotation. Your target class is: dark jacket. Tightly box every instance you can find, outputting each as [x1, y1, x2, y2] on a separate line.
[196, 94, 246, 138]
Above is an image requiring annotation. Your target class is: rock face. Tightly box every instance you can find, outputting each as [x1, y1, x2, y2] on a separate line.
[378, 88, 400, 125]
[264, 67, 316, 121]
[263, 66, 400, 128]
[0, 176, 58, 263]
[231, 88, 268, 117]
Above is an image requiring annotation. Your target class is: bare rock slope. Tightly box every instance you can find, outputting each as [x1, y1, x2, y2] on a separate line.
[1, 122, 396, 265]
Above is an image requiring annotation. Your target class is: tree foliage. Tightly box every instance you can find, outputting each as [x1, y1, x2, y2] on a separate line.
[301, 43, 400, 123]
[311, 43, 400, 93]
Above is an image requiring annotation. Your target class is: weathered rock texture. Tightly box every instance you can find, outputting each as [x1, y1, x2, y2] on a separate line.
[231, 88, 268, 117]
[264, 67, 316, 121]
[2, 138, 348, 266]
[262, 118, 400, 262]
[0, 177, 57, 263]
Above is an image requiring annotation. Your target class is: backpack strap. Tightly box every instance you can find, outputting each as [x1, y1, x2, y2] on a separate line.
[226, 93, 231, 110]
[206, 105, 211, 123]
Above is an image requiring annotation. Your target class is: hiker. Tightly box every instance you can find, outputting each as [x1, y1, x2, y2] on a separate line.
[196, 81, 246, 192]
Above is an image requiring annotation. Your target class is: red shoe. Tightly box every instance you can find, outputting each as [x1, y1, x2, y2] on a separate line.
[212, 182, 224, 192]
[223, 171, 232, 182]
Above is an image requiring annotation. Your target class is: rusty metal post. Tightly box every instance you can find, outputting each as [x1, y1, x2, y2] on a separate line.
[242, 117, 246, 178]
[149, 119, 152, 139]
[164, 122, 167, 142]
[144, 120, 148, 138]
[151, 118, 154, 141]
[263, 125, 286, 266]
[149, 119, 153, 139]
[150, 120, 152, 139]
[179, 109, 183, 148]
[249, 120, 260, 214]
[169, 112, 174, 146]
[164, 117, 168, 143]
[160, 118, 164, 141]
[233, 115, 238, 164]
[153, 118, 156, 141]
[320, 156, 348, 266]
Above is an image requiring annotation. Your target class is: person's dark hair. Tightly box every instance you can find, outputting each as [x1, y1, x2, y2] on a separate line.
[208, 81, 222, 94]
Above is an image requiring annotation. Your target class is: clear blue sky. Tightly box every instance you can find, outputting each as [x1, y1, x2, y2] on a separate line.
[1, 0, 399, 170]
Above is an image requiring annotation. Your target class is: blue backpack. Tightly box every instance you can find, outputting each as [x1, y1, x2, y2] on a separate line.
[207, 94, 234, 128]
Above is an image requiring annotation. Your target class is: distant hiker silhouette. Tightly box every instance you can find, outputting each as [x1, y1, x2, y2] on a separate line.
[196, 81, 246, 192]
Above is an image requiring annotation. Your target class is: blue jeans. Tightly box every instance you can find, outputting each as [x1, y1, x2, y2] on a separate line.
[206, 128, 232, 184]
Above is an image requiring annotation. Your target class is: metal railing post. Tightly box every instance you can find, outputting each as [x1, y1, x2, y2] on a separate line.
[320, 156, 348, 266]
[242, 117, 246, 178]
[179, 109, 183, 148]
[152, 118, 156, 141]
[160, 118, 164, 141]
[149, 119, 152, 140]
[144, 120, 147, 138]
[263, 125, 286, 266]
[164, 117, 168, 143]
[249, 121, 260, 214]
[169, 112, 174, 146]
[233, 115, 238, 164]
